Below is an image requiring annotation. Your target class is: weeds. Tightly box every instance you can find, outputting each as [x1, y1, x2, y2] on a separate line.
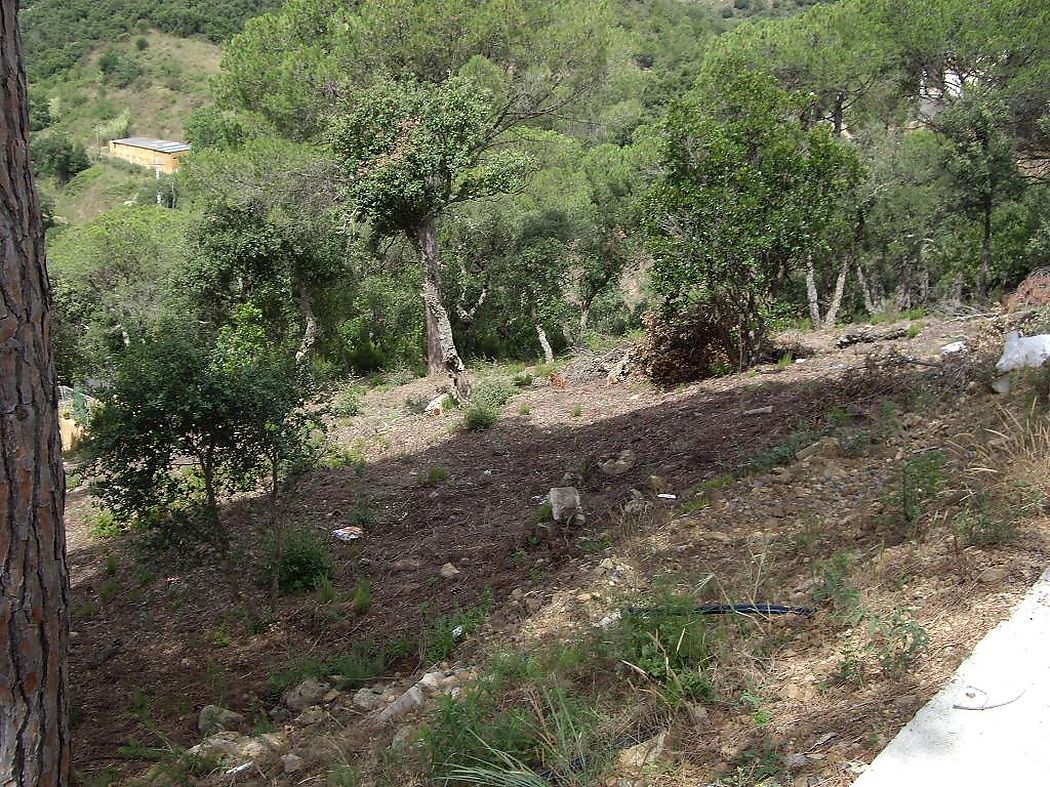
[474, 379, 517, 410]
[419, 464, 450, 487]
[954, 492, 1017, 547]
[264, 528, 333, 593]
[571, 403, 583, 417]
[619, 594, 717, 705]
[519, 404, 532, 416]
[331, 384, 362, 418]
[464, 404, 499, 432]
[813, 553, 861, 624]
[315, 574, 338, 605]
[899, 450, 946, 530]
[424, 591, 494, 664]
[88, 509, 122, 539]
[749, 427, 816, 472]
[351, 579, 372, 616]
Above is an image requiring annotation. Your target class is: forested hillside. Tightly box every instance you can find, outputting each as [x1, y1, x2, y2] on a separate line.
[21, 0, 279, 80]
[17, 1, 1050, 785]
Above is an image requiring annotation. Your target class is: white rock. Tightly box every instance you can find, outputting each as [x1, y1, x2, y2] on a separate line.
[941, 341, 968, 356]
[439, 562, 461, 579]
[617, 730, 666, 773]
[548, 487, 582, 523]
[282, 753, 304, 773]
[378, 685, 424, 723]
[996, 331, 1050, 373]
[352, 686, 386, 710]
[418, 670, 445, 692]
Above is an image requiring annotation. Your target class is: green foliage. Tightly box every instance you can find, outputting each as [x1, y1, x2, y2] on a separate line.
[184, 107, 251, 151]
[30, 132, 90, 183]
[813, 553, 862, 624]
[20, 0, 281, 81]
[464, 404, 499, 432]
[424, 592, 494, 664]
[646, 65, 862, 366]
[330, 384, 362, 418]
[472, 379, 516, 410]
[955, 492, 1017, 547]
[265, 528, 333, 594]
[869, 611, 929, 679]
[86, 310, 308, 551]
[899, 450, 946, 528]
[419, 465, 450, 487]
[619, 595, 717, 704]
[351, 579, 373, 616]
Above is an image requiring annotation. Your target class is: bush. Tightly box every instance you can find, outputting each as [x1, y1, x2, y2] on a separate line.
[30, 132, 90, 183]
[331, 383, 362, 417]
[463, 404, 499, 432]
[267, 528, 333, 593]
[473, 379, 516, 409]
[618, 594, 716, 704]
[634, 309, 735, 386]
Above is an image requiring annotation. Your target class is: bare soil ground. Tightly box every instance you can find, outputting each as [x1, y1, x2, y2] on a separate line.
[65, 315, 1050, 786]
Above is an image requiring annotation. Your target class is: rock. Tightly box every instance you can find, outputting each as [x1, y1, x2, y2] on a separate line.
[525, 595, 543, 613]
[439, 562, 461, 579]
[198, 705, 245, 735]
[295, 705, 324, 725]
[392, 557, 422, 572]
[617, 730, 666, 773]
[424, 393, 452, 415]
[979, 567, 1008, 584]
[418, 670, 445, 693]
[322, 689, 341, 703]
[941, 341, 968, 355]
[283, 678, 330, 711]
[187, 731, 288, 768]
[282, 753, 304, 773]
[378, 685, 424, 723]
[785, 753, 809, 771]
[549, 487, 582, 523]
[647, 475, 671, 495]
[353, 686, 386, 711]
[600, 449, 635, 476]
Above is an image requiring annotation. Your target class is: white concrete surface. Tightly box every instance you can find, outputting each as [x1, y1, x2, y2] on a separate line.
[853, 568, 1050, 786]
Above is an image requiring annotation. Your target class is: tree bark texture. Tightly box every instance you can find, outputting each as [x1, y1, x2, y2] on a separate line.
[530, 304, 554, 365]
[411, 220, 466, 386]
[1, 1, 72, 783]
[294, 287, 318, 362]
[805, 256, 821, 325]
[823, 258, 849, 327]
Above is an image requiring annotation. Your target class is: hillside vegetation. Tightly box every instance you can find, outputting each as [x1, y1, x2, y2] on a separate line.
[21, 0, 1050, 784]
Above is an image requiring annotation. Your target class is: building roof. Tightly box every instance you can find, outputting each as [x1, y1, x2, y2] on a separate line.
[110, 137, 191, 154]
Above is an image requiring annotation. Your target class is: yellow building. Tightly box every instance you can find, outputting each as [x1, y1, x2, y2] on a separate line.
[107, 136, 191, 175]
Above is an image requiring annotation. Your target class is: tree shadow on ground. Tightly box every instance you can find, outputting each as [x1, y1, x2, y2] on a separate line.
[64, 356, 952, 779]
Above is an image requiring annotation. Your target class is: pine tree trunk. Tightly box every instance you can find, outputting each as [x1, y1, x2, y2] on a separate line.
[855, 262, 880, 314]
[823, 259, 849, 327]
[411, 219, 466, 389]
[1, 1, 72, 781]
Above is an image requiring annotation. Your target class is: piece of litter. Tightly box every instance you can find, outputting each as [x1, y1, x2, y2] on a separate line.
[996, 331, 1050, 373]
[657, 493, 677, 500]
[332, 526, 364, 543]
[941, 340, 968, 355]
[451, 625, 465, 640]
[794, 357, 808, 363]
[744, 406, 773, 416]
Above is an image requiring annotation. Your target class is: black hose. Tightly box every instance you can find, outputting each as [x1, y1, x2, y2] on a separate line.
[623, 602, 814, 618]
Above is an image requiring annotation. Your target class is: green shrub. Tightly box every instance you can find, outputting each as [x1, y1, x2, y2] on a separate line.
[266, 528, 333, 593]
[419, 464, 449, 487]
[618, 594, 716, 704]
[899, 450, 946, 527]
[331, 384, 362, 417]
[87, 508, 122, 538]
[424, 592, 493, 664]
[955, 493, 1017, 546]
[473, 379, 516, 409]
[512, 372, 534, 387]
[870, 611, 929, 679]
[351, 579, 372, 616]
[464, 404, 499, 432]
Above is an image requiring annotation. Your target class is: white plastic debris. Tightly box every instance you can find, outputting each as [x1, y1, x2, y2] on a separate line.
[996, 332, 1050, 373]
[332, 526, 364, 543]
[657, 493, 678, 500]
[941, 340, 969, 356]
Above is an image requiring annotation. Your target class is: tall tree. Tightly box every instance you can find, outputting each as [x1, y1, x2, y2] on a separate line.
[218, 0, 613, 387]
[0, 1, 71, 784]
